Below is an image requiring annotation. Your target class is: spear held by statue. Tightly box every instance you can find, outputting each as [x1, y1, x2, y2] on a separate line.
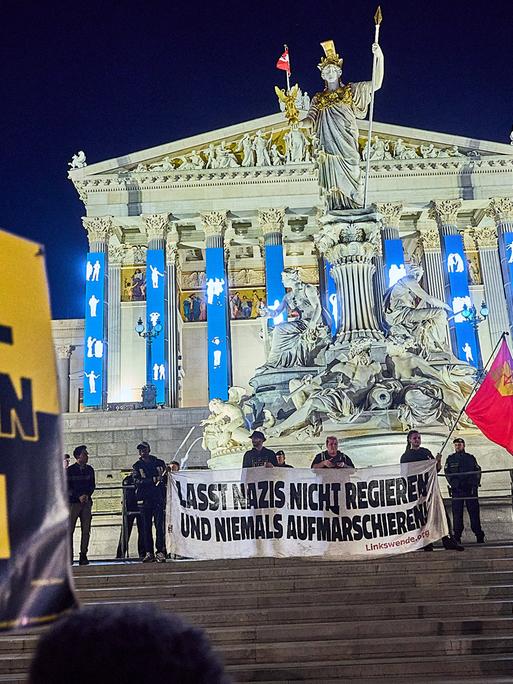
[363, 6, 383, 207]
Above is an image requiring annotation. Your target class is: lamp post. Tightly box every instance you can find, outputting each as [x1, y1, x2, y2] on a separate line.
[461, 301, 489, 370]
[135, 316, 162, 408]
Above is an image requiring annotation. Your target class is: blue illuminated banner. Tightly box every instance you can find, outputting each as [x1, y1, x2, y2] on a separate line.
[146, 249, 166, 404]
[265, 244, 286, 327]
[84, 252, 106, 406]
[206, 247, 230, 400]
[442, 234, 479, 368]
[323, 259, 338, 336]
[383, 238, 406, 288]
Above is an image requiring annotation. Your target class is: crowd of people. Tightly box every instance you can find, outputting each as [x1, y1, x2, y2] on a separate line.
[67, 429, 485, 563]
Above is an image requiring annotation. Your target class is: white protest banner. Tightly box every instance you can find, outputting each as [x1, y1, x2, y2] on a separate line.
[166, 461, 448, 560]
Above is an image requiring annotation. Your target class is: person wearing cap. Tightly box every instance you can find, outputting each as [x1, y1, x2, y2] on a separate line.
[445, 438, 485, 544]
[242, 431, 278, 468]
[132, 441, 167, 562]
[311, 436, 354, 469]
[276, 450, 293, 468]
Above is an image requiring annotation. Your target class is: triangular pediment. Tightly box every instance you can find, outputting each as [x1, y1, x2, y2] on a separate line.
[69, 111, 513, 181]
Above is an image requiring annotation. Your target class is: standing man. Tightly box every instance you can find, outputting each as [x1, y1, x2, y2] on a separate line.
[445, 438, 485, 544]
[68, 445, 96, 565]
[132, 441, 167, 563]
[311, 436, 354, 469]
[401, 430, 464, 551]
[242, 431, 278, 468]
[276, 450, 294, 468]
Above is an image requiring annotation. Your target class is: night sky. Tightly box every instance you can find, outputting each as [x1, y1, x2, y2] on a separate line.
[2, 1, 512, 319]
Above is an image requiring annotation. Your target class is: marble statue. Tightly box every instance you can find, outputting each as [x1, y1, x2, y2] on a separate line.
[263, 268, 328, 369]
[284, 127, 310, 163]
[201, 389, 251, 453]
[393, 138, 419, 160]
[134, 162, 148, 172]
[215, 141, 240, 168]
[189, 150, 205, 169]
[237, 134, 254, 167]
[205, 144, 218, 169]
[69, 150, 87, 169]
[302, 39, 384, 209]
[177, 155, 195, 170]
[253, 130, 271, 167]
[270, 144, 284, 166]
[301, 91, 311, 110]
[151, 156, 174, 171]
[420, 144, 439, 159]
[384, 264, 452, 356]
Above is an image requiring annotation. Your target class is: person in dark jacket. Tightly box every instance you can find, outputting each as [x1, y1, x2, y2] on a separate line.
[132, 441, 167, 563]
[311, 436, 354, 469]
[445, 437, 485, 543]
[116, 473, 145, 559]
[242, 431, 278, 468]
[276, 450, 294, 468]
[67, 445, 96, 565]
[400, 430, 463, 552]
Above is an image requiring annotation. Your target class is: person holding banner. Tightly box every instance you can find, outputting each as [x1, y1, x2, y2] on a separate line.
[67, 445, 96, 565]
[400, 430, 464, 551]
[276, 450, 294, 468]
[311, 436, 355, 469]
[242, 431, 278, 468]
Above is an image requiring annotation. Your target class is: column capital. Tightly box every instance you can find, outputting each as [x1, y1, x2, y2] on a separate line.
[487, 197, 513, 223]
[82, 216, 113, 248]
[142, 213, 170, 241]
[472, 224, 498, 248]
[418, 223, 440, 250]
[56, 344, 75, 360]
[108, 243, 125, 265]
[258, 208, 286, 236]
[375, 202, 403, 226]
[428, 199, 462, 228]
[200, 211, 228, 237]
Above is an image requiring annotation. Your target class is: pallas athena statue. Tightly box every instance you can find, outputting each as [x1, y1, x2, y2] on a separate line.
[303, 39, 384, 210]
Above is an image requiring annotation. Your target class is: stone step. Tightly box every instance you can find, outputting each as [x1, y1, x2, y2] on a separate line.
[2, 634, 513, 675]
[5, 614, 512, 655]
[72, 558, 513, 588]
[77, 582, 513, 611]
[227, 653, 513, 682]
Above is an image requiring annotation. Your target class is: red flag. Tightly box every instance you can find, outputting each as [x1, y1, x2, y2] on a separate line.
[466, 338, 513, 454]
[276, 48, 291, 75]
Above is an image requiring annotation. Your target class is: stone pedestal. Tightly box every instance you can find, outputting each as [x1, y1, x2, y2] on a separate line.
[315, 209, 383, 343]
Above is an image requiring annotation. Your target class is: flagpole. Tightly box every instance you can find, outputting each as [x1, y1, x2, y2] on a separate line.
[284, 44, 291, 92]
[438, 331, 509, 455]
[363, 6, 382, 208]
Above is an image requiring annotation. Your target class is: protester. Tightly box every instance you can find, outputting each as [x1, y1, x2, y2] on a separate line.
[445, 437, 485, 543]
[400, 430, 464, 551]
[116, 472, 145, 560]
[63, 453, 70, 469]
[132, 441, 167, 563]
[168, 460, 180, 472]
[311, 436, 354, 469]
[67, 445, 96, 565]
[28, 604, 229, 684]
[242, 431, 278, 468]
[276, 450, 293, 468]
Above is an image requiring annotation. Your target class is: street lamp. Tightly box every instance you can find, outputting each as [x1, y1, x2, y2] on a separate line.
[135, 316, 162, 408]
[461, 301, 489, 370]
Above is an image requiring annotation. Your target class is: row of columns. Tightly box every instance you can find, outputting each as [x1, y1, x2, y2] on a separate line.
[79, 198, 513, 409]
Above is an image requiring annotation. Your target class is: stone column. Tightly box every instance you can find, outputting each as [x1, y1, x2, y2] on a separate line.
[82, 216, 112, 408]
[472, 223, 510, 345]
[375, 203, 403, 325]
[418, 221, 445, 304]
[166, 230, 180, 407]
[488, 197, 513, 336]
[429, 199, 480, 366]
[201, 211, 232, 400]
[143, 213, 169, 405]
[258, 208, 286, 323]
[315, 216, 383, 343]
[56, 345, 75, 413]
[107, 244, 123, 402]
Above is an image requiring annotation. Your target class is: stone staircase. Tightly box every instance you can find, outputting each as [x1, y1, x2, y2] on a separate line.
[2, 545, 513, 682]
